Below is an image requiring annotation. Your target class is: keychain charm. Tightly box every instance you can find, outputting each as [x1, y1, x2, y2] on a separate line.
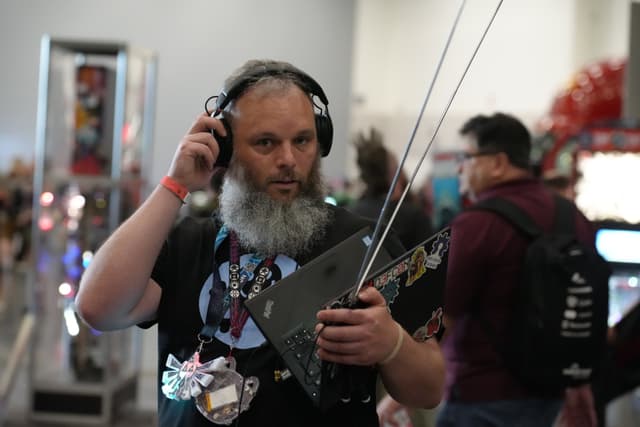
[195, 357, 260, 425]
[161, 351, 227, 401]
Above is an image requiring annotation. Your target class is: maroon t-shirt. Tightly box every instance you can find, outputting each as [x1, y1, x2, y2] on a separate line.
[443, 178, 596, 402]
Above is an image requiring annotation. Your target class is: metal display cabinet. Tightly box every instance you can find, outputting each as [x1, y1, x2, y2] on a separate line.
[28, 36, 157, 425]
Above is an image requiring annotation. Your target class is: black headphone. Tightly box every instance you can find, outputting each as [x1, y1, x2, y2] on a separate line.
[205, 63, 333, 167]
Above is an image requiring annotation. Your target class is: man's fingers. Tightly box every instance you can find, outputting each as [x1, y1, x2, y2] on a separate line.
[183, 131, 221, 165]
[317, 307, 361, 325]
[357, 286, 386, 306]
[187, 131, 215, 144]
[187, 143, 215, 171]
[187, 113, 227, 138]
[186, 113, 210, 134]
[316, 337, 361, 355]
[318, 323, 361, 342]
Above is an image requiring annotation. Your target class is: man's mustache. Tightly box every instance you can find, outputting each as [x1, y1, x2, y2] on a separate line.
[268, 170, 302, 183]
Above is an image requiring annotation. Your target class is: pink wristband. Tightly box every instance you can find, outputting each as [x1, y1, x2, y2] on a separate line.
[160, 176, 189, 203]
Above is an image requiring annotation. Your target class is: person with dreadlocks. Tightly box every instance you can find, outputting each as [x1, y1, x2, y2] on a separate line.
[349, 127, 433, 250]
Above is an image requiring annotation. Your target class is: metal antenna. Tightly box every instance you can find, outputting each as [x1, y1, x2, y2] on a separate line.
[350, 0, 504, 303]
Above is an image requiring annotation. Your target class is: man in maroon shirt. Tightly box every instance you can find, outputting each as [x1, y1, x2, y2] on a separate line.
[436, 113, 598, 427]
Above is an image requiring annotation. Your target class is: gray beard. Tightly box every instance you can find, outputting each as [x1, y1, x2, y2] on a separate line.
[218, 163, 332, 258]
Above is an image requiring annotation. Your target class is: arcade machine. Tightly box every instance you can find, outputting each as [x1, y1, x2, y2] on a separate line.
[534, 57, 640, 420]
[596, 223, 640, 328]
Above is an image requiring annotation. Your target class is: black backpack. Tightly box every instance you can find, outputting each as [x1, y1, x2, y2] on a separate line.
[472, 195, 611, 392]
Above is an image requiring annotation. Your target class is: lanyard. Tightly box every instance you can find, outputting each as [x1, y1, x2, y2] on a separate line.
[199, 224, 273, 344]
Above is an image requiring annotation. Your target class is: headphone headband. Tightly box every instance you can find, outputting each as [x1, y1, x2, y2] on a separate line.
[215, 64, 330, 114]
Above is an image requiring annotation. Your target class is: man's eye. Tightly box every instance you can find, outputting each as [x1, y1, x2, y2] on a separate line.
[256, 139, 273, 147]
[294, 136, 310, 145]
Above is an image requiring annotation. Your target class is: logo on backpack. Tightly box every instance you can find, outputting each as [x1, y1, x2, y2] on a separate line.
[472, 195, 611, 392]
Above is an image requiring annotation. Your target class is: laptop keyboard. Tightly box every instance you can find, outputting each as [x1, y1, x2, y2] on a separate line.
[282, 326, 322, 401]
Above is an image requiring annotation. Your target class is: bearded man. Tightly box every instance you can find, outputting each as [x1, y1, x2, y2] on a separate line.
[76, 59, 445, 427]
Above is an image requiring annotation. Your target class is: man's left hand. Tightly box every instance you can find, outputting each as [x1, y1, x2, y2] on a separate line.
[315, 286, 398, 366]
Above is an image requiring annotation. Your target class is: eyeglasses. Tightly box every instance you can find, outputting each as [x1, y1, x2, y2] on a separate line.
[459, 150, 501, 161]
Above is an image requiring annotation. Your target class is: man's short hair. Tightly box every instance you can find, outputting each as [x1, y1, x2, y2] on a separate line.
[222, 59, 316, 112]
[460, 112, 531, 169]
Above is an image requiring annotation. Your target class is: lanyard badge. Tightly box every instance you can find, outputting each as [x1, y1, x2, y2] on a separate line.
[161, 225, 269, 424]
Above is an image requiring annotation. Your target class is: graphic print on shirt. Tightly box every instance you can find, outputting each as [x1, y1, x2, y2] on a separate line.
[198, 253, 299, 349]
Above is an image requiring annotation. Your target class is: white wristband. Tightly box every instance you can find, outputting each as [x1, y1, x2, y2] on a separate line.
[380, 323, 404, 365]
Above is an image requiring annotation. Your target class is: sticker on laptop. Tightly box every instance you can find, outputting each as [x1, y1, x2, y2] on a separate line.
[425, 231, 450, 270]
[412, 307, 444, 341]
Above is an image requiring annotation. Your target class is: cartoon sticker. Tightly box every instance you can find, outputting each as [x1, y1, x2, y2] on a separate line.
[425, 232, 449, 270]
[406, 246, 427, 287]
[412, 307, 443, 341]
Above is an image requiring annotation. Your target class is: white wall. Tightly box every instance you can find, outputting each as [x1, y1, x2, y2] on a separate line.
[1, 0, 633, 184]
[0, 0, 355, 180]
[349, 0, 631, 185]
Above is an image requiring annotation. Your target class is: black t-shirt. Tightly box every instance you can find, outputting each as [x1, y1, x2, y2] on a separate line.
[149, 205, 404, 427]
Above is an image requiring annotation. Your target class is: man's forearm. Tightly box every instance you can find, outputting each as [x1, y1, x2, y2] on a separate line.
[76, 184, 182, 330]
[378, 335, 445, 408]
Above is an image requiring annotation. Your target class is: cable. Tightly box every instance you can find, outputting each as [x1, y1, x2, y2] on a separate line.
[303, 324, 326, 386]
[205, 95, 218, 116]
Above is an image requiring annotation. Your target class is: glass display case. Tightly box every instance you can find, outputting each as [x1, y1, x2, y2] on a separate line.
[28, 35, 157, 425]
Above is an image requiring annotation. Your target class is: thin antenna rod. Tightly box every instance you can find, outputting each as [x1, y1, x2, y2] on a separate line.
[351, 0, 504, 302]
[352, 0, 468, 299]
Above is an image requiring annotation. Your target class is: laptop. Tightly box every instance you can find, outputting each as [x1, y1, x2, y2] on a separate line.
[245, 227, 450, 410]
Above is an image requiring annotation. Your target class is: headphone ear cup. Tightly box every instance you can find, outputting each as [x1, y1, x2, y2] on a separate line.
[213, 118, 233, 167]
[315, 114, 333, 157]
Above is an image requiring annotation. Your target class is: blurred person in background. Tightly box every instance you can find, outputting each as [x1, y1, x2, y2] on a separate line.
[349, 127, 433, 250]
[439, 112, 599, 427]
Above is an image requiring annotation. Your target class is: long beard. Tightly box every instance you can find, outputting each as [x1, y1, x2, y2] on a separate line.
[218, 159, 332, 258]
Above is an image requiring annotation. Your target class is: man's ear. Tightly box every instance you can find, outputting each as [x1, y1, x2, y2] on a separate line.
[489, 152, 510, 178]
[495, 152, 512, 174]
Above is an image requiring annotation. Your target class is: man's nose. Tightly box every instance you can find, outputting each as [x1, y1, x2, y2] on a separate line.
[275, 141, 296, 167]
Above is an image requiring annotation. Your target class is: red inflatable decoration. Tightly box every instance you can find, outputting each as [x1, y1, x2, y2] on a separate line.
[537, 58, 626, 171]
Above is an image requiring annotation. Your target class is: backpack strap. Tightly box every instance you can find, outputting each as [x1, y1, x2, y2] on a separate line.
[465, 196, 549, 374]
[471, 195, 578, 239]
[469, 197, 542, 240]
[466, 194, 581, 376]
[552, 194, 577, 236]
